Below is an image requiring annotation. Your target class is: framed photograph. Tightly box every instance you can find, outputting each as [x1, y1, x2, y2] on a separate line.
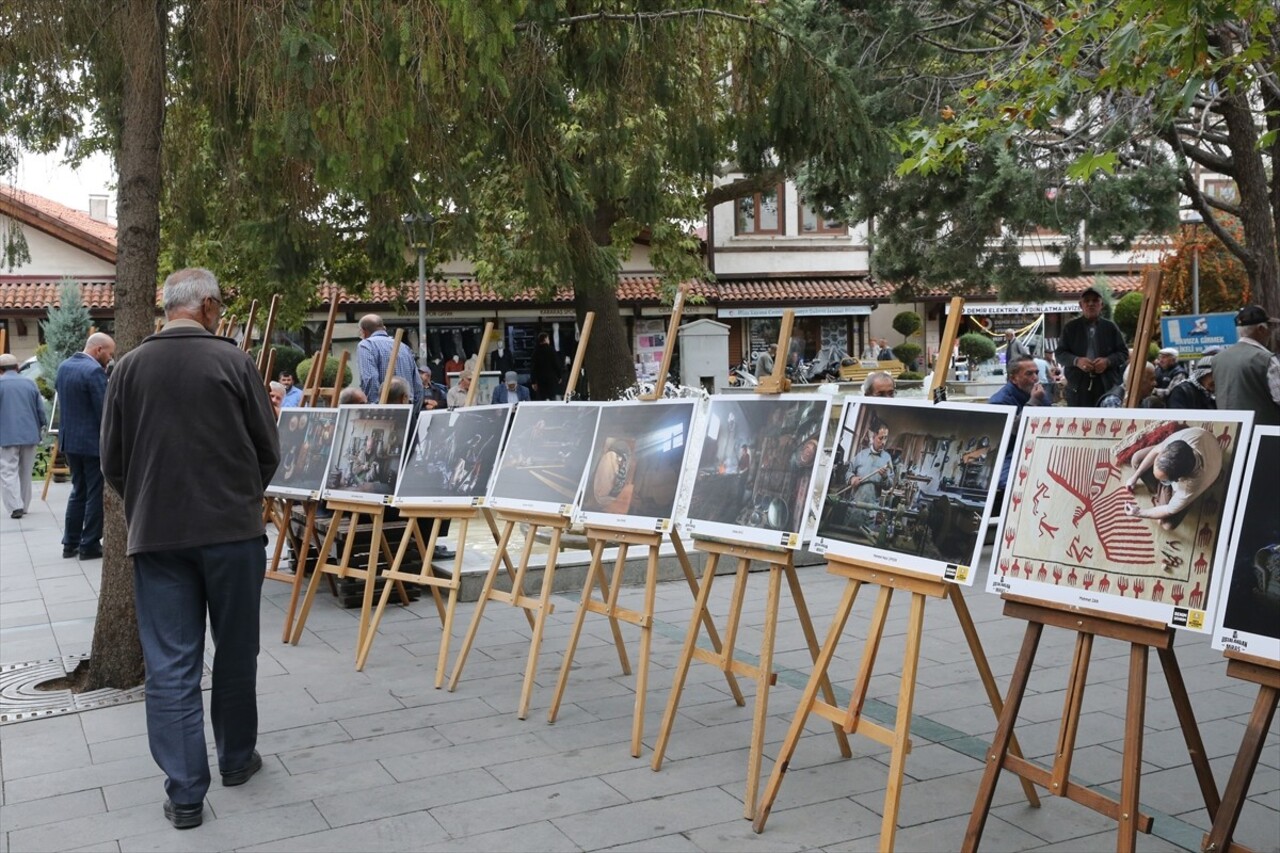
[320, 405, 414, 505]
[812, 398, 1014, 584]
[680, 394, 831, 550]
[487, 401, 602, 516]
[575, 399, 699, 532]
[1210, 426, 1280, 659]
[393, 405, 512, 509]
[986, 408, 1253, 633]
[266, 407, 340, 500]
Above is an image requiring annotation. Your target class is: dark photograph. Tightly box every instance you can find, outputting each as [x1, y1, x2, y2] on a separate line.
[1213, 427, 1280, 657]
[682, 395, 830, 549]
[394, 405, 512, 507]
[577, 399, 697, 528]
[321, 405, 414, 503]
[814, 399, 1012, 580]
[267, 407, 339, 498]
[488, 402, 602, 515]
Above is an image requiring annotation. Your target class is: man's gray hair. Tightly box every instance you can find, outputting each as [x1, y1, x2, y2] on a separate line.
[1239, 322, 1268, 338]
[387, 376, 411, 404]
[861, 370, 895, 395]
[338, 387, 368, 405]
[163, 268, 220, 315]
[268, 381, 286, 395]
[1007, 356, 1037, 376]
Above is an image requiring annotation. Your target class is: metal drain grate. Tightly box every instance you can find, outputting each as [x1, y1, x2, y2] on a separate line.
[0, 655, 145, 725]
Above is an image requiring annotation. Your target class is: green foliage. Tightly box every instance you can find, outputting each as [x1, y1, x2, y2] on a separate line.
[1146, 341, 1160, 362]
[36, 280, 91, 381]
[898, 371, 924, 382]
[296, 355, 352, 389]
[891, 342, 922, 369]
[1112, 292, 1146, 341]
[958, 332, 997, 364]
[1091, 274, 1116, 319]
[891, 310, 922, 340]
[31, 443, 51, 480]
[255, 345, 306, 380]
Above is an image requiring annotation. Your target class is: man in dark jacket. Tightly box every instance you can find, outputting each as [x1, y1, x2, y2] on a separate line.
[1055, 287, 1129, 407]
[102, 268, 279, 830]
[491, 370, 531, 404]
[55, 332, 114, 559]
[988, 356, 1047, 491]
[531, 331, 561, 400]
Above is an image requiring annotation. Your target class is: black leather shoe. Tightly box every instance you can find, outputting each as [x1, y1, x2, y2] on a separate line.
[433, 545, 456, 560]
[9, 509, 23, 519]
[221, 750, 262, 786]
[78, 545, 103, 560]
[163, 799, 203, 829]
[63, 546, 78, 558]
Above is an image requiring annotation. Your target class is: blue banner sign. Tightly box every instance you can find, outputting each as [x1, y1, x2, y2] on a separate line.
[1160, 313, 1238, 358]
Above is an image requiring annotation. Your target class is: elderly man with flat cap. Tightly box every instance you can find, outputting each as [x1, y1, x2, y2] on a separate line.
[491, 370, 530, 404]
[1055, 286, 1128, 407]
[1152, 347, 1188, 400]
[1215, 304, 1280, 425]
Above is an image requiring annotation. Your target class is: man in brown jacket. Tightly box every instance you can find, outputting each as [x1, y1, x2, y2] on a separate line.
[102, 268, 279, 830]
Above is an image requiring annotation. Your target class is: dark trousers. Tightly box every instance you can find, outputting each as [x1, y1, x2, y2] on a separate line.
[62, 453, 104, 551]
[133, 537, 265, 805]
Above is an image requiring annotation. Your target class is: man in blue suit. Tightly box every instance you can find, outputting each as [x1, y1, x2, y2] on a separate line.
[491, 370, 531, 404]
[55, 332, 115, 559]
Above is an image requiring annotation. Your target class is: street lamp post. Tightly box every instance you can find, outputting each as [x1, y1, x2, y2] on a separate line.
[402, 212, 437, 371]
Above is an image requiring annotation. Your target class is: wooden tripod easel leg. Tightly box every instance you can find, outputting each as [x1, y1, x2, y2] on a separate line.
[963, 620, 1044, 852]
[1205, 681, 1278, 853]
[652, 552, 722, 771]
[483, 508, 535, 630]
[289, 506, 347, 645]
[547, 538, 609, 725]
[949, 588, 1041, 808]
[782, 564, 852, 759]
[1117, 643, 1149, 852]
[352, 509, 386, 663]
[281, 502, 318, 642]
[753, 576, 863, 833]
[355, 517, 428, 672]
[880, 590, 927, 853]
[448, 519, 517, 692]
[672, 532, 744, 705]
[743, 564, 784, 820]
[630, 543, 660, 758]
[435, 518, 468, 689]
[517, 525, 563, 720]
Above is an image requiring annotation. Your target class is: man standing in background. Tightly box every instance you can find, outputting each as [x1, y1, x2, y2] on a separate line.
[356, 314, 423, 406]
[279, 370, 303, 407]
[1056, 287, 1128, 407]
[55, 332, 115, 558]
[1214, 304, 1280, 426]
[0, 353, 45, 519]
[102, 268, 279, 830]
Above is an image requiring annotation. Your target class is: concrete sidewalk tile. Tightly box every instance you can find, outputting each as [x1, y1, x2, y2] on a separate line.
[600, 748, 754, 802]
[431, 709, 549, 746]
[5, 800, 157, 853]
[0, 788, 104, 832]
[1193, 800, 1278, 851]
[873, 812, 1043, 853]
[339, 696, 501, 739]
[487, 740, 647, 791]
[207, 758, 394, 817]
[77, 702, 148, 745]
[117, 802, 329, 852]
[378, 726, 559, 783]
[312, 766, 506, 827]
[1128, 717, 1248, 768]
[599, 833, 702, 852]
[64, 843, 121, 853]
[850, 769, 1023, 828]
[240, 809, 449, 852]
[413, 820, 581, 852]
[731, 797, 882, 851]
[88, 733, 151, 765]
[278, 726, 451, 775]
[1, 754, 159, 805]
[0, 715, 92, 779]
[551, 787, 744, 850]
[255, 720, 351, 755]
[990, 793, 1127, 843]
[1026, 830, 1187, 851]
[431, 777, 628, 838]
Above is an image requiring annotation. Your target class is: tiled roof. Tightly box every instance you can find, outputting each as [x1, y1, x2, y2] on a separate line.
[911, 273, 1144, 300]
[315, 276, 719, 307]
[0, 277, 118, 311]
[0, 185, 117, 261]
[715, 277, 886, 303]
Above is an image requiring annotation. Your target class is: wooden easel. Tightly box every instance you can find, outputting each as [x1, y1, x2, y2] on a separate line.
[1203, 651, 1278, 853]
[751, 558, 1040, 849]
[354, 322, 511, 685]
[648, 311, 852, 820]
[1124, 269, 1164, 408]
[446, 314, 596, 719]
[287, 329, 415, 661]
[40, 436, 70, 501]
[546, 289, 746, 756]
[963, 594, 1220, 853]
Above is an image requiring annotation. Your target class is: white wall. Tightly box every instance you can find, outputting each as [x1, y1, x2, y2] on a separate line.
[0, 216, 115, 276]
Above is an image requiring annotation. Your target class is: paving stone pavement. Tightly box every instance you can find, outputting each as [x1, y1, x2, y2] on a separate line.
[1, 482, 1277, 852]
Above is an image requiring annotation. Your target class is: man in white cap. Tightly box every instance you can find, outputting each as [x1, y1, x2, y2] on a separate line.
[1152, 347, 1188, 400]
[491, 370, 530, 404]
[0, 353, 47, 519]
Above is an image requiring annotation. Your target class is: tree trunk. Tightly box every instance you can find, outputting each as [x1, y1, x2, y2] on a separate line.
[79, 0, 166, 693]
[573, 284, 634, 401]
[1219, 87, 1280, 320]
